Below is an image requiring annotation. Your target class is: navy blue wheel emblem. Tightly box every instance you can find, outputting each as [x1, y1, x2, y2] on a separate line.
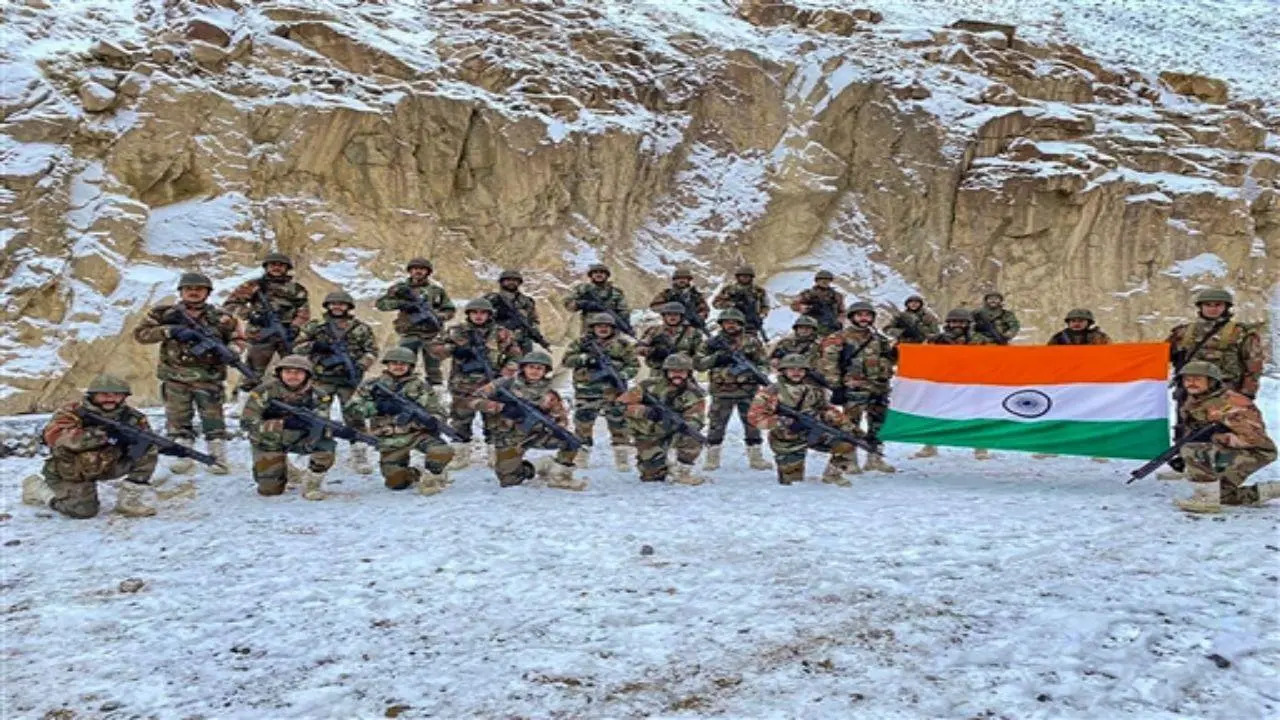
[1002, 389, 1052, 418]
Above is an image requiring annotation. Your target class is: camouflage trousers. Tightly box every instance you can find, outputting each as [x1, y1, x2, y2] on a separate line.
[397, 334, 445, 386]
[448, 386, 497, 444]
[378, 433, 455, 490]
[251, 437, 336, 496]
[633, 431, 702, 482]
[162, 379, 227, 441]
[240, 338, 291, 390]
[841, 390, 889, 440]
[40, 450, 157, 519]
[573, 394, 630, 448]
[493, 429, 577, 487]
[707, 396, 762, 446]
[1180, 442, 1278, 505]
[768, 430, 855, 484]
[312, 381, 367, 431]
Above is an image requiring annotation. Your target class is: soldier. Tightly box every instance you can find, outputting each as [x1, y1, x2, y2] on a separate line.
[636, 302, 705, 377]
[619, 353, 708, 485]
[350, 347, 455, 495]
[484, 269, 545, 354]
[1048, 309, 1111, 345]
[471, 351, 584, 490]
[912, 308, 991, 460]
[747, 354, 860, 486]
[712, 265, 769, 341]
[818, 301, 896, 473]
[648, 267, 709, 323]
[132, 272, 238, 480]
[695, 309, 772, 471]
[971, 291, 1020, 345]
[21, 375, 157, 518]
[563, 263, 629, 335]
[562, 313, 639, 469]
[375, 258, 457, 386]
[293, 290, 379, 475]
[768, 316, 823, 371]
[223, 253, 310, 391]
[431, 298, 523, 468]
[883, 295, 940, 344]
[789, 270, 845, 336]
[1172, 361, 1278, 513]
[240, 355, 336, 500]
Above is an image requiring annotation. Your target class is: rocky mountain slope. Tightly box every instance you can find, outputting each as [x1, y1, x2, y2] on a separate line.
[2, 0, 1276, 411]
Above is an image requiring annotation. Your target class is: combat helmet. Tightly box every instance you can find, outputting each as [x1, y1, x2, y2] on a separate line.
[275, 354, 313, 375]
[406, 257, 433, 271]
[662, 353, 695, 371]
[323, 290, 355, 308]
[945, 308, 972, 323]
[657, 301, 686, 315]
[718, 309, 746, 324]
[464, 298, 494, 313]
[262, 252, 293, 269]
[1193, 288, 1233, 306]
[381, 347, 417, 365]
[86, 374, 132, 396]
[814, 270, 834, 281]
[587, 312, 616, 327]
[499, 269, 523, 282]
[177, 272, 213, 290]
[733, 265, 756, 277]
[1177, 360, 1223, 381]
[793, 316, 819, 329]
[777, 354, 810, 370]
[1064, 308, 1094, 323]
[587, 263, 611, 276]
[671, 267, 694, 280]
[983, 291, 1004, 302]
[846, 300, 876, 317]
[519, 351, 553, 367]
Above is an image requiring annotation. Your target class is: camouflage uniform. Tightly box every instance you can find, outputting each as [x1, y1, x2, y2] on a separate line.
[789, 285, 845, 337]
[747, 377, 858, 485]
[817, 324, 895, 440]
[619, 374, 707, 482]
[696, 330, 769, 447]
[562, 331, 639, 449]
[351, 370, 455, 491]
[133, 301, 240, 442]
[430, 320, 522, 442]
[485, 287, 542, 354]
[240, 376, 336, 496]
[883, 303, 940, 344]
[1179, 386, 1277, 506]
[649, 286, 709, 322]
[1166, 318, 1264, 398]
[375, 274, 456, 385]
[562, 278, 629, 335]
[1048, 327, 1111, 345]
[470, 376, 578, 487]
[971, 299, 1020, 344]
[293, 313, 379, 431]
[767, 324, 823, 371]
[637, 320, 705, 371]
[223, 272, 310, 389]
[712, 280, 769, 337]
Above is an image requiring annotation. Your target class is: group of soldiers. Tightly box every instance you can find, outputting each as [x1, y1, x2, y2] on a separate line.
[21, 256, 1276, 519]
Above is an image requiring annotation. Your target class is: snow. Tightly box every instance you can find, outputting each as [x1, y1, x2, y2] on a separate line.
[1161, 253, 1230, 280]
[143, 193, 255, 258]
[2, 379, 1278, 717]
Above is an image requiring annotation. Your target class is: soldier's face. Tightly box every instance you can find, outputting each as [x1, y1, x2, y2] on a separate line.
[467, 310, 491, 325]
[522, 364, 548, 381]
[1181, 375, 1210, 395]
[327, 302, 351, 317]
[673, 277, 690, 288]
[721, 321, 742, 334]
[386, 361, 411, 377]
[279, 368, 309, 388]
[852, 311, 874, 326]
[408, 267, 430, 282]
[783, 368, 807, 382]
[795, 326, 813, 338]
[666, 369, 689, 385]
[905, 300, 922, 311]
[589, 271, 608, 283]
[592, 324, 613, 339]
[1067, 318, 1089, 331]
[265, 262, 289, 277]
[947, 320, 968, 332]
[735, 274, 753, 285]
[1198, 301, 1227, 319]
[180, 286, 210, 304]
[985, 297, 1002, 309]
[815, 279, 831, 288]
[662, 313, 682, 326]
[90, 392, 126, 410]
[500, 279, 521, 292]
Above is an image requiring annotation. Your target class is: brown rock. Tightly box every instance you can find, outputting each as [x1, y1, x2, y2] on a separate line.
[189, 40, 229, 69]
[186, 19, 232, 47]
[78, 81, 116, 112]
[1160, 71, 1229, 104]
[90, 39, 132, 61]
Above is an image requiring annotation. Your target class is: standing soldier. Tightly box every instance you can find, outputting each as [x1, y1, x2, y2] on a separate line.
[223, 253, 310, 391]
[563, 263, 630, 335]
[132, 272, 238, 480]
[789, 270, 844, 336]
[636, 302, 705, 377]
[1171, 361, 1277, 513]
[293, 290, 379, 475]
[1048, 309, 1111, 345]
[431, 298, 523, 468]
[375, 258, 456, 386]
[485, 269, 545, 354]
[696, 309, 772, 471]
[883, 295, 939, 345]
[619, 353, 708, 485]
[1161, 288, 1265, 479]
[912, 308, 991, 460]
[768, 316, 823, 372]
[648, 267, 709, 324]
[239, 355, 336, 500]
[712, 265, 770, 341]
[471, 351, 584, 490]
[350, 347, 456, 495]
[21, 375, 158, 518]
[818, 301, 896, 473]
[971, 291, 1020, 345]
[562, 313, 640, 470]
[748, 355, 859, 486]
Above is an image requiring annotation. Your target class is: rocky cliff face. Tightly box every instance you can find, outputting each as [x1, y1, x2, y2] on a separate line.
[2, 0, 1275, 412]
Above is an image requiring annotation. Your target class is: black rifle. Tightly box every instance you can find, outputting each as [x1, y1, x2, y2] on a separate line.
[774, 404, 878, 454]
[400, 286, 444, 333]
[577, 299, 635, 337]
[973, 311, 1009, 345]
[645, 331, 675, 365]
[580, 337, 628, 392]
[317, 320, 363, 386]
[895, 312, 927, 342]
[810, 301, 839, 334]
[737, 296, 769, 343]
[1169, 318, 1230, 388]
[706, 335, 772, 387]
[490, 383, 583, 452]
[454, 329, 497, 380]
[76, 407, 218, 467]
[265, 399, 379, 447]
[1128, 423, 1227, 484]
[368, 382, 465, 442]
[680, 301, 712, 338]
[491, 293, 551, 351]
[251, 282, 295, 352]
[171, 311, 260, 384]
[640, 389, 707, 444]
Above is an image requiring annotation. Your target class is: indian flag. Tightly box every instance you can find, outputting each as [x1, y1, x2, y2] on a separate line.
[879, 343, 1169, 459]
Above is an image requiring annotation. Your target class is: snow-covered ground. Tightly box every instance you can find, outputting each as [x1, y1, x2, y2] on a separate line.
[2, 380, 1278, 719]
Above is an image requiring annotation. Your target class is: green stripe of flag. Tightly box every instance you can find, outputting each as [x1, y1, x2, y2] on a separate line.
[880, 410, 1169, 460]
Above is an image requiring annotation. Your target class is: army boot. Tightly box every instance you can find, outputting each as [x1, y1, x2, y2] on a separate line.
[114, 482, 157, 517]
[612, 446, 634, 471]
[350, 445, 374, 476]
[865, 451, 894, 473]
[300, 469, 327, 501]
[447, 442, 473, 470]
[1155, 469, 1185, 481]
[1175, 481, 1221, 514]
[573, 447, 591, 469]
[821, 459, 852, 487]
[207, 439, 230, 476]
[1248, 482, 1280, 507]
[703, 445, 722, 471]
[168, 439, 197, 475]
[973, 448, 992, 460]
[671, 462, 705, 486]
[546, 462, 587, 491]
[419, 469, 449, 496]
[21, 474, 55, 507]
[747, 444, 773, 471]
[911, 444, 937, 459]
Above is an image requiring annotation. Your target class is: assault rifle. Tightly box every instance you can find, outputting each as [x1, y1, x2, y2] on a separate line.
[251, 282, 295, 352]
[454, 330, 498, 380]
[368, 382, 465, 442]
[973, 311, 1009, 345]
[774, 404, 878, 454]
[265, 399, 379, 447]
[400, 286, 444, 332]
[76, 407, 219, 468]
[491, 293, 551, 351]
[1128, 422, 1227, 484]
[738, 298, 769, 343]
[580, 337, 628, 392]
[1165, 318, 1231, 471]
[891, 307, 928, 343]
[577, 299, 635, 337]
[706, 335, 772, 387]
[640, 389, 707, 444]
[489, 383, 582, 452]
[809, 302, 839, 334]
[170, 311, 260, 384]
[317, 321, 363, 386]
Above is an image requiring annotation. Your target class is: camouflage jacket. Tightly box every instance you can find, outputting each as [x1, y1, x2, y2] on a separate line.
[375, 279, 456, 337]
[471, 376, 571, 438]
[223, 276, 311, 342]
[430, 321, 522, 392]
[767, 333, 823, 367]
[351, 372, 449, 449]
[133, 302, 242, 383]
[818, 327, 894, 394]
[712, 283, 769, 330]
[927, 329, 991, 346]
[240, 378, 333, 448]
[695, 332, 769, 396]
[649, 286, 709, 319]
[619, 376, 706, 438]
[1047, 328, 1111, 346]
[884, 308, 940, 344]
[42, 400, 157, 479]
[1181, 388, 1276, 453]
[293, 315, 379, 386]
[789, 286, 845, 336]
[484, 289, 541, 340]
[1167, 318, 1264, 397]
[636, 324, 706, 370]
[747, 379, 846, 441]
[561, 333, 639, 397]
[562, 282, 628, 333]
[971, 307, 1020, 344]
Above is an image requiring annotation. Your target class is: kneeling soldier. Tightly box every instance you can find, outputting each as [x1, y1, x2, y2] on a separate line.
[352, 347, 455, 495]
[748, 355, 859, 486]
[22, 375, 158, 518]
[241, 355, 336, 500]
[619, 353, 708, 485]
[1173, 361, 1278, 513]
[472, 352, 584, 490]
